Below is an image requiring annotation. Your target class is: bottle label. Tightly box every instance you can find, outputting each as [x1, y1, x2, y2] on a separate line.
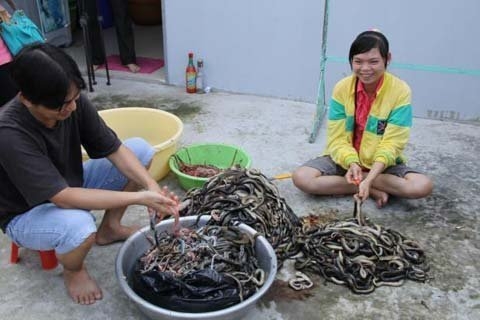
[196, 76, 204, 91]
[186, 72, 196, 89]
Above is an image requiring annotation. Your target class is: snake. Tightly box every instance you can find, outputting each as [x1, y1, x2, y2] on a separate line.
[180, 167, 302, 267]
[294, 199, 429, 294]
[138, 167, 430, 300]
[137, 224, 265, 305]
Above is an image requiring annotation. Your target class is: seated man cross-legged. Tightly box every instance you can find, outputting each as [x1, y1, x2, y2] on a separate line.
[293, 30, 433, 207]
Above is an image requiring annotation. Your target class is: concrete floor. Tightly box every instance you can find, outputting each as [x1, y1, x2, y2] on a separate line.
[2, 22, 480, 320]
[0, 75, 479, 320]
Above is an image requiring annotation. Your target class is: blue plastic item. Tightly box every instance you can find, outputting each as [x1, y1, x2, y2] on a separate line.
[97, 0, 113, 29]
[0, 10, 45, 55]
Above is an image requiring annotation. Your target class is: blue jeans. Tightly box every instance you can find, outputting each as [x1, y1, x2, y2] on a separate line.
[6, 138, 154, 254]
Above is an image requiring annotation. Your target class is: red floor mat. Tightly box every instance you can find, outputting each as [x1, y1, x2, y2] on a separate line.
[99, 55, 165, 74]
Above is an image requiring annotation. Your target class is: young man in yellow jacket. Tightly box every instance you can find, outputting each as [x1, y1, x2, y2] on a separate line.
[293, 30, 433, 207]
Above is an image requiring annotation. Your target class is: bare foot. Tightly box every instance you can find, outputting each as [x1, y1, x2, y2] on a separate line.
[125, 63, 140, 73]
[64, 265, 102, 305]
[370, 188, 389, 208]
[95, 224, 140, 245]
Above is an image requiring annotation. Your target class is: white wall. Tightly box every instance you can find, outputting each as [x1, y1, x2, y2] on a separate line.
[325, 0, 480, 121]
[163, 0, 480, 121]
[162, 0, 324, 102]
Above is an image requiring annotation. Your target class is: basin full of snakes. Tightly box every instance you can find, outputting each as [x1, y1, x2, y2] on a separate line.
[131, 220, 268, 312]
[179, 167, 430, 295]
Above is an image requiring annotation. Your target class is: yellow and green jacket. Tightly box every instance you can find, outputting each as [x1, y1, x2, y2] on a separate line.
[324, 72, 412, 170]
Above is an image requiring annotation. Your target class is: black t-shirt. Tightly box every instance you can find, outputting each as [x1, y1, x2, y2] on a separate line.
[0, 94, 122, 231]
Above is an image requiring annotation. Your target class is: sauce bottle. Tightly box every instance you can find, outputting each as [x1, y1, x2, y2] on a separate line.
[185, 52, 197, 93]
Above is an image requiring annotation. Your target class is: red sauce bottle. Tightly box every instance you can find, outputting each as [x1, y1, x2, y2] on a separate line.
[185, 52, 197, 93]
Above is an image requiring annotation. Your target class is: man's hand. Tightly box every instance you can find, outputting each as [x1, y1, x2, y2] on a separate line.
[144, 186, 180, 228]
[346, 162, 363, 185]
[347, 162, 371, 203]
[143, 186, 178, 218]
[355, 179, 371, 203]
[352, 161, 386, 203]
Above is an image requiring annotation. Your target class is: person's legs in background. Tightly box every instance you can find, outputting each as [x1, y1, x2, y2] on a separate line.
[109, 0, 140, 72]
[83, 0, 106, 68]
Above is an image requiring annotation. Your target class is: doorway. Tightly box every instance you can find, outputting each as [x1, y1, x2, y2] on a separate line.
[63, 0, 166, 84]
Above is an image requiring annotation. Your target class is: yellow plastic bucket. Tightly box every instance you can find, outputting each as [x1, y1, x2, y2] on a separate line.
[82, 107, 183, 181]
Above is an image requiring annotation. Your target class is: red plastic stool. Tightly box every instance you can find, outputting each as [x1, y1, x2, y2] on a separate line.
[10, 242, 58, 270]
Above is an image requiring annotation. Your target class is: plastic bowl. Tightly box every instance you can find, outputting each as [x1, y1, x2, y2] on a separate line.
[116, 216, 277, 320]
[82, 107, 183, 181]
[168, 143, 251, 190]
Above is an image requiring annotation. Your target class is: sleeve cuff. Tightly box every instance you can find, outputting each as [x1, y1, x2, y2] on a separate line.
[374, 155, 389, 166]
[344, 155, 360, 169]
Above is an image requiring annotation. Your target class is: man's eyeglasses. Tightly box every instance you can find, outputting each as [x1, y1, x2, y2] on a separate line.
[59, 92, 81, 111]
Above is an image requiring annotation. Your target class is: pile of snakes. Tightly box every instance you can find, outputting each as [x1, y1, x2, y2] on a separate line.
[180, 168, 302, 265]
[133, 224, 265, 311]
[179, 167, 430, 294]
[294, 201, 429, 293]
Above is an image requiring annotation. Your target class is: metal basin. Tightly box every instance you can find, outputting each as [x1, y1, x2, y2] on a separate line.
[115, 216, 277, 320]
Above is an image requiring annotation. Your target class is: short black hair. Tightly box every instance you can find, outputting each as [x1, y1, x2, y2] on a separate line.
[349, 30, 390, 68]
[11, 43, 86, 109]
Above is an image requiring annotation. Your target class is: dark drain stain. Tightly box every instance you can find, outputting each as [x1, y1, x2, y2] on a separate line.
[90, 95, 204, 121]
[164, 103, 202, 121]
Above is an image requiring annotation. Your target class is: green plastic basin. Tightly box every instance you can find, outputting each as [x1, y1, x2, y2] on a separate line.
[169, 143, 252, 190]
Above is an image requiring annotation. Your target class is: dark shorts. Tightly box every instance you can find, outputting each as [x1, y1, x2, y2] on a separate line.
[302, 155, 420, 178]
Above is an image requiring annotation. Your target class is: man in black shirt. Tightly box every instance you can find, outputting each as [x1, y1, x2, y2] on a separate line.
[0, 43, 178, 305]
